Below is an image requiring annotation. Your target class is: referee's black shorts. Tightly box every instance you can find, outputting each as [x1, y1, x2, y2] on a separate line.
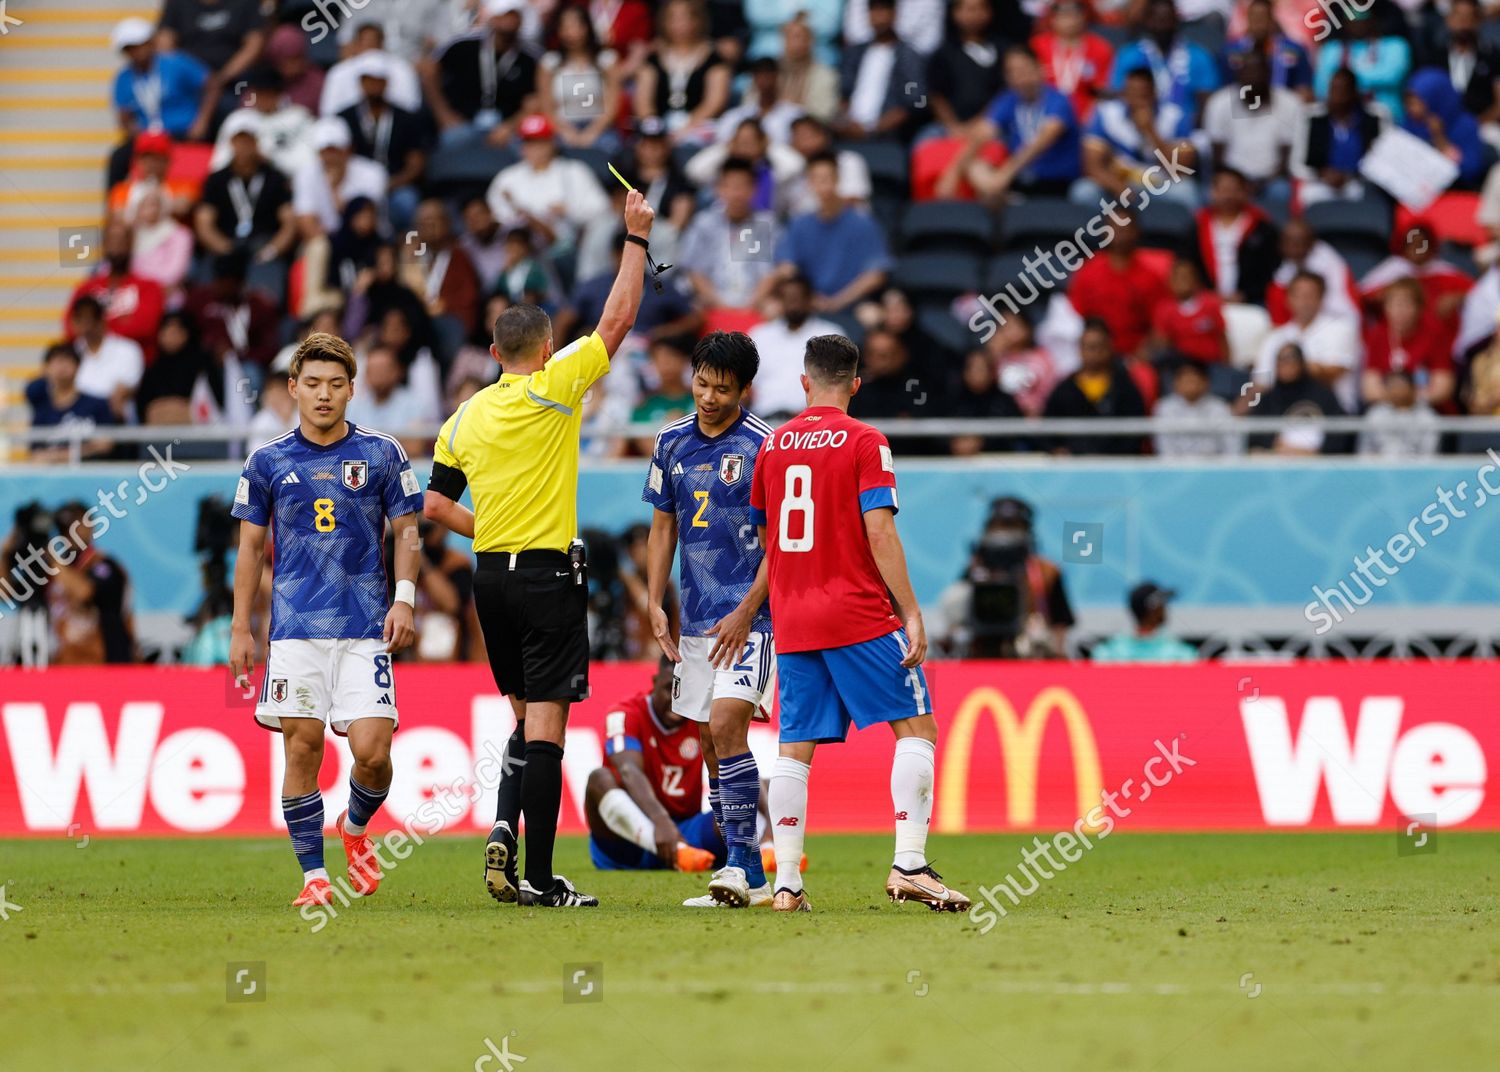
[473, 550, 590, 703]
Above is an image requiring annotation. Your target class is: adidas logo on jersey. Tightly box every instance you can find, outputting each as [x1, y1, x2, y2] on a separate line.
[280, 472, 301, 485]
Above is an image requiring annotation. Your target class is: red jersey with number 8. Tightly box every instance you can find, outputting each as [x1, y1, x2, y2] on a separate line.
[749, 406, 902, 653]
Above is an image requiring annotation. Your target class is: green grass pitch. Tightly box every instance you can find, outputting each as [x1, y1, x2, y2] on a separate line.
[1, 832, 1496, 1070]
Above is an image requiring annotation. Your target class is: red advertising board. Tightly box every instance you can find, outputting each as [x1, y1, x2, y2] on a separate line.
[0, 663, 1492, 836]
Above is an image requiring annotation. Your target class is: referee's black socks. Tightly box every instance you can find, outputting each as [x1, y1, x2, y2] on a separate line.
[494, 725, 526, 828]
[521, 740, 565, 889]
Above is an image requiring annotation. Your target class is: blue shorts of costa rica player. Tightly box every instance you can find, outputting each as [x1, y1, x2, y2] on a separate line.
[588, 810, 727, 871]
[778, 628, 932, 743]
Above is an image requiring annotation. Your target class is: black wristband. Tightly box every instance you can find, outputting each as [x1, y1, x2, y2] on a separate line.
[624, 234, 649, 252]
[427, 461, 468, 501]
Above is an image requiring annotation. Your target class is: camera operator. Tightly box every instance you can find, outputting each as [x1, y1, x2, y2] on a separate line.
[935, 497, 1075, 658]
[382, 520, 481, 662]
[1, 502, 58, 666]
[181, 496, 238, 665]
[47, 501, 136, 665]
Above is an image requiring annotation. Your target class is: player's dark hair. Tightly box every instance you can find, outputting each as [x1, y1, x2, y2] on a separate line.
[719, 156, 756, 182]
[692, 331, 759, 390]
[69, 295, 104, 321]
[493, 302, 552, 361]
[291, 332, 357, 380]
[804, 334, 860, 388]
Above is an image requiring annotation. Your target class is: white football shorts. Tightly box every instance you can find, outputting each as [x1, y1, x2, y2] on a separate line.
[672, 631, 777, 723]
[256, 637, 399, 735]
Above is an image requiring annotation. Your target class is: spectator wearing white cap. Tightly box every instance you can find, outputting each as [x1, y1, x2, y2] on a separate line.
[320, 23, 424, 117]
[425, 0, 540, 148]
[208, 68, 315, 178]
[292, 118, 389, 239]
[109, 17, 212, 186]
[485, 114, 609, 250]
[335, 51, 431, 233]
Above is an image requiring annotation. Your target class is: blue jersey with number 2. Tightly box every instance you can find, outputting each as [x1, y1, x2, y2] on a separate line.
[642, 409, 773, 636]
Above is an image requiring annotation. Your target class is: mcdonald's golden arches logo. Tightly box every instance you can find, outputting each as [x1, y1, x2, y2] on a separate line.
[937, 685, 1104, 832]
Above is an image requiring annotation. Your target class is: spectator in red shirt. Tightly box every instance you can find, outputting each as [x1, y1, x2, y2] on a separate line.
[65, 219, 165, 360]
[1031, 0, 1114, 124]
[1151, 257, 1226, 365]
[1068, 218, 1166, 360]
[1362, 277, 1456, 410]
[183, 251, 282, 383]
[1359, 221, 1474, 357]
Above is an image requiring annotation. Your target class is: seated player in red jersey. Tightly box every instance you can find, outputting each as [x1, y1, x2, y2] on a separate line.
[585, 656, 727, 872]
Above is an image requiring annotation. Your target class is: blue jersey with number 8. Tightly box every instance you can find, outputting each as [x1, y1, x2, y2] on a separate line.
[231, 423, 422, 641]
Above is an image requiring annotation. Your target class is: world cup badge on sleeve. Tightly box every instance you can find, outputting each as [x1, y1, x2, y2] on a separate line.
[719, 453, 745, 485]
[342, 460, 368, 490]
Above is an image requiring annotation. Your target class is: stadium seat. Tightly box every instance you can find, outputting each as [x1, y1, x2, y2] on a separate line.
[1304, 199, 1393, 257]
[898, 200, 996, 254]
[984, 251, 1034, 294]
[890, 252, 983, 302]
[1137, 200, 1195, 249]
[1340, 247, 1383, 284]
[561, 145, 616, 191]
[997, 198, 1097, 252]
[1395, 193, 1486, 249]
[916, 303, 975, 357]
[425, 143, 517, 199]
[1440, 242, 1478, 278]
[837, 139, 909, 198]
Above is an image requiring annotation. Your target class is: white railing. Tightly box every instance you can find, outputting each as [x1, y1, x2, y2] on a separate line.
[8, 415, 1500, 467]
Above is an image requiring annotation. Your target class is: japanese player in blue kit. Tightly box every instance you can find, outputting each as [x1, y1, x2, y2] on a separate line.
[643, 330, 781, 909]
[229, 333, 424, 908]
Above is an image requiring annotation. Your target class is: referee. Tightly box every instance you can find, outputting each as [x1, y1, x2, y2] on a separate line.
[424, 190, 656, 908]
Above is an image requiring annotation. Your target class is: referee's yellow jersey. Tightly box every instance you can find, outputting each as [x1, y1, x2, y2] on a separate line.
[433, 332, 610, 553]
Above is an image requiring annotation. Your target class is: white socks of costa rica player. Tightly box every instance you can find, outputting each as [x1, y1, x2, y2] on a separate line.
[599, 788, 657, 854]
[769, 757, 811, 893]
[891, 736, 936, 872]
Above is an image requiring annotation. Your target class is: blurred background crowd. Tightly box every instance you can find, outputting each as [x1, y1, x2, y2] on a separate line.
[16, 0, 1500, 461]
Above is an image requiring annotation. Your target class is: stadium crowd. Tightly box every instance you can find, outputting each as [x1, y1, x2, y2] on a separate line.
[24, 0, 1500, 459]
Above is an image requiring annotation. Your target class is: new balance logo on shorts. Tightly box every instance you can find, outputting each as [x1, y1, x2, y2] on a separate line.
[776, 816, 799, 827]
[894, 811, 908, 821]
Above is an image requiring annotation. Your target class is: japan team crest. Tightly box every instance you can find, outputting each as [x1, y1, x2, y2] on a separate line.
[342, 460, 368, 490]
[271, 678, 288, 703]
[718, 453, 745, 485]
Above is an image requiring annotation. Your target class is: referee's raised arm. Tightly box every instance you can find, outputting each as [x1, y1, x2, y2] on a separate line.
[596, 190, 657, 356]
[421, 189, 654, 910]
